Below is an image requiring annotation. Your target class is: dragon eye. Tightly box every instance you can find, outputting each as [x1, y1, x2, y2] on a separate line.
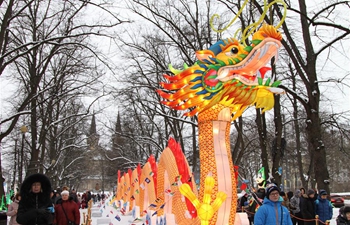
[230, 47, 239, 54]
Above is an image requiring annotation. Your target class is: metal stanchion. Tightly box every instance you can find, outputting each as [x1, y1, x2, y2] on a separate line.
[83, 212, 86, 224]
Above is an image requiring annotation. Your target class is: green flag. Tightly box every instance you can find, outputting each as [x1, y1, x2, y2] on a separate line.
[258, 167, 265, 180]
[6, 190, 13, 205]
[0, 195, 5, 210]
[257, 167, 266, 188]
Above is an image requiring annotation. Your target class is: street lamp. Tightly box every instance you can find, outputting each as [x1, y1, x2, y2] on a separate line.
[12, 138, 18, 191]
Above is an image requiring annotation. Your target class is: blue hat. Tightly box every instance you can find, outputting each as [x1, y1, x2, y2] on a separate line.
[319, 189, 327, 195]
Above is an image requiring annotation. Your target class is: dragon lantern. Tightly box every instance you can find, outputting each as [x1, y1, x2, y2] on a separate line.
[156, 23, 284, 225]
[114, 2, 287, 224]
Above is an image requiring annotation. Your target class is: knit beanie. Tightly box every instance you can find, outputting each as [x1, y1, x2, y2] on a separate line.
[307, 189, 315, 196]
[265, 184, 280, 199]
[61, 190, 69, 196]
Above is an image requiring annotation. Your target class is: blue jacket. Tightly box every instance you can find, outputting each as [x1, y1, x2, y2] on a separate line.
[254, 197, 293, 225]
[315, 197, 333, 223]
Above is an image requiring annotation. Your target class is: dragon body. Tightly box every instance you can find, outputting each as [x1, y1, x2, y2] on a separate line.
[114, 24, 283, 225]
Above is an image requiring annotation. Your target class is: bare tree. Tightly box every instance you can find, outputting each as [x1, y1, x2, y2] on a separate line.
[0, 0, 128, 197]
[215, 0, 350, 191]
[248, 0, 350, 193]
[110, 0, 220, 174]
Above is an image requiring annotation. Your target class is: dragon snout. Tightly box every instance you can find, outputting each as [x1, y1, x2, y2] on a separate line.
[217, 38, 281, 85]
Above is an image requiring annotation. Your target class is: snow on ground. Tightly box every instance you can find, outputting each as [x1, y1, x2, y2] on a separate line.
[4, 193, 349, 224]
[83, 199, 349, 225]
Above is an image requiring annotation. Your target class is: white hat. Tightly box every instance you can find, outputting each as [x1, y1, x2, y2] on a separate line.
[61, 190, 69, 196]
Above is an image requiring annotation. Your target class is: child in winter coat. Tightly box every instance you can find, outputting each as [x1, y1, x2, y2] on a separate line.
[315, 189, 333, 223]
[7, 193, 21, 225]
[301, 189, 316, 225]
[254, 184, 293, 225]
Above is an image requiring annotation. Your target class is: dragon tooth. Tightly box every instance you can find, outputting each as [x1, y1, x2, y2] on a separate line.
[217, 68, 229, 80]
[268, 87, 285, 94]
[273, 52, 279, 65]
[221, 75, 234, 82]
[259, 45, 268, 60]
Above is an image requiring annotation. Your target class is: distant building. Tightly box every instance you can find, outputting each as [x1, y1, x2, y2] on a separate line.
[78, 114, 116, 192]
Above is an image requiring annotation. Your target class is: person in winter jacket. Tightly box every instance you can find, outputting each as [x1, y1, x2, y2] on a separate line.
[280, 191, 291, 211]
[254, 184, 293, 225]
[16, 173, 54, 225]
[7, 192, 21, 225]
[290, 190, 304, 225]
[54, 190, 80, 225]
[53, 186, 69, 205]
[337, 206, 350, 225]
[300, 189, 316, 225]
[246, 188, 265, 225]
[315, 189, 333, 223]
[86, 191, 92, 203]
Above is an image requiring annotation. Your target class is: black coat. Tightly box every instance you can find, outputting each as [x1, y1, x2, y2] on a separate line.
[17, 173, 54, 225]
[337, 215, 350, 225]
[301, 196, 316, 225]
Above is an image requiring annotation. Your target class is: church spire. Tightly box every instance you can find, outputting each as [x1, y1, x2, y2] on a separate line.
[87, 113, 99, 150]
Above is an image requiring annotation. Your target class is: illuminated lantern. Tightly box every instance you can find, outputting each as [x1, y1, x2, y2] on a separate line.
[115, 3, 287, 224]
[179, 174, 227, 225]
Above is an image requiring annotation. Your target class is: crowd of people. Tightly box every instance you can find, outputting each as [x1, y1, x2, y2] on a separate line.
[4, 173, 350, 225]
[239, 184, 350, 225]
[5, 173, 108, 225]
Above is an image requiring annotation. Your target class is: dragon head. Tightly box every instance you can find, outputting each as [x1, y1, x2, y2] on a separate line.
[158, 24, 284, 119]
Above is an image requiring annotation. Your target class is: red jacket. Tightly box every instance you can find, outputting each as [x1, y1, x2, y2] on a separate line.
[54, 200, 80, 225]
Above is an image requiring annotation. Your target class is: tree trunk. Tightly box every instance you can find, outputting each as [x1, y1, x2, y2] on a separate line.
[27, 42, 39, 175]
[290, 64, 308, 189]
[232, 117, 245, 165]
[255, 109, 269, 184]
[272, 95, 283, 186]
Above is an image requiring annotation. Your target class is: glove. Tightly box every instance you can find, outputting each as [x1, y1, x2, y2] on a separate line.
[37, 208, 49, 216]
[47, 207, 55, 213]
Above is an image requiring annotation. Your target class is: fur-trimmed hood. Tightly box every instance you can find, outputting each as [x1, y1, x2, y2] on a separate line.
[17, 173, 54, 225]
[20, 173, 52, 207]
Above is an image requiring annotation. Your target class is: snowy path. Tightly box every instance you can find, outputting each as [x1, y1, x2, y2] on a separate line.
[3, 199, 347, 224]
[83, 200, 350, 225]
[84, 204, 342, 225]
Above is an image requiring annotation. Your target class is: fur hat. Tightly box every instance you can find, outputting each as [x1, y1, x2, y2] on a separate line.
[20, 173, 51, 195]
[19, 173, 52, 209]
[265, 184, 280, 199]
[307, 189, 315, 195]
[343, 206, 350, 214]
[339, 206, 345, 215]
